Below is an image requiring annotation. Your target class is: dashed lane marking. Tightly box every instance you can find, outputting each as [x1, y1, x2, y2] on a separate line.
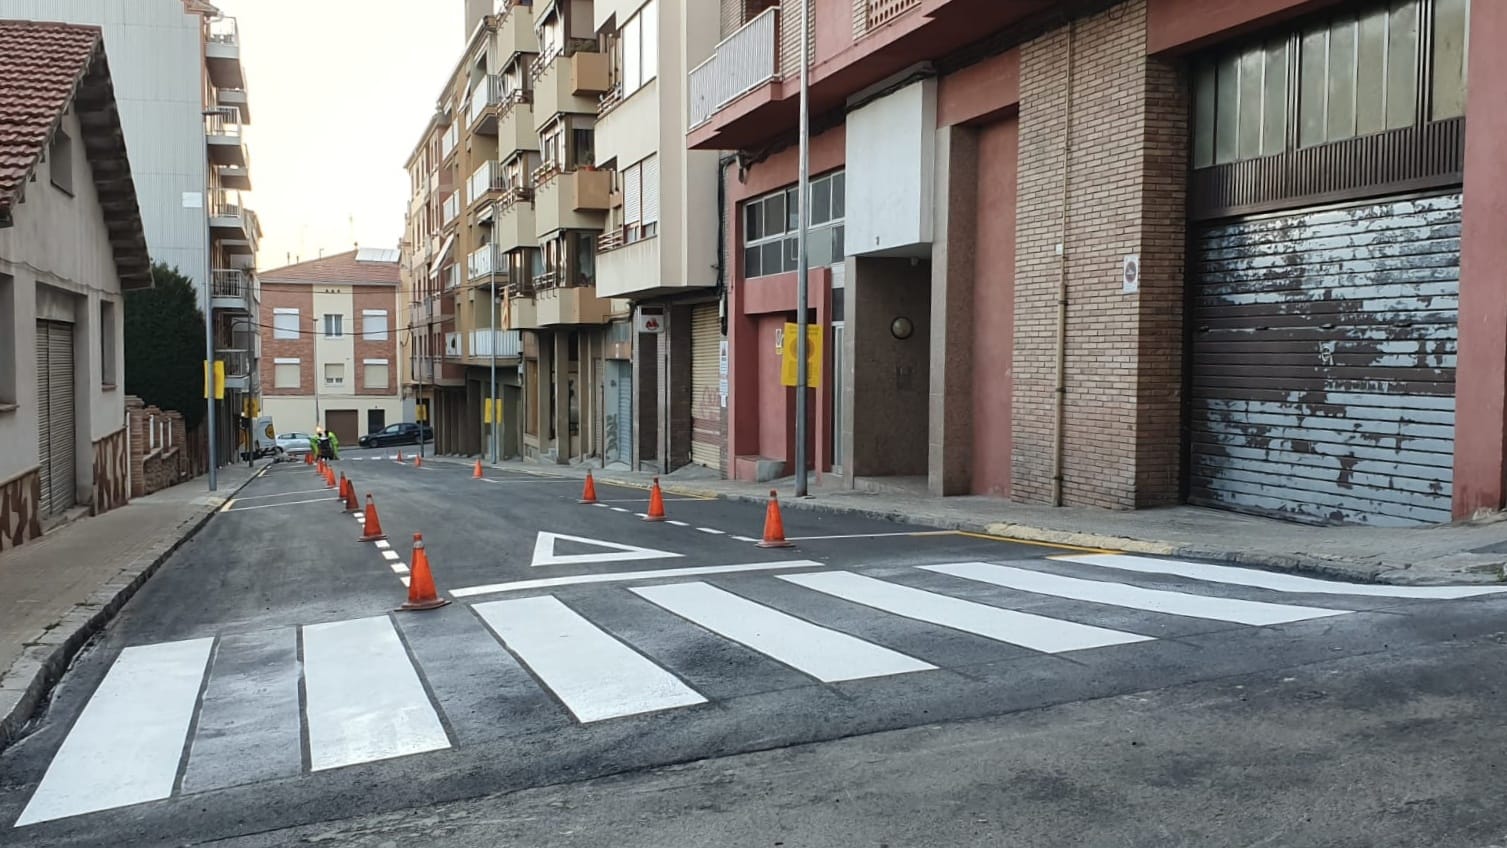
[225, 497, 342, 513]
[451, 560, 825, 598]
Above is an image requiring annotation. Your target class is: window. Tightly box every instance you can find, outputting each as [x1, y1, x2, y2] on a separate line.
[617, 0, 658, 98]
[1192, 0, 1471, 168]
[100, 299, 117, 387]
[324, 363, 345, 386]
[274, 358, 300, 388]
[323, 313, 344, 338]
[362, 309, 389, 341]
[743, 170, 845, 278]
[0, 274, 13, 407]
[273, 308, 300, 340]
[573, 232, 597, 286]
[49, 129, 72, 195]
[364, 359, 390, 390]
[619, 155, 660, 242]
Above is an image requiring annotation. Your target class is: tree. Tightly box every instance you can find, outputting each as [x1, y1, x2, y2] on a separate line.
[124, 263, 206, 428]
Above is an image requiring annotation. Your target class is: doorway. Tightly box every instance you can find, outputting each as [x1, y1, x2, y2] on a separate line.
[367, 409, 385, 436]
[325, 410, 358, 445]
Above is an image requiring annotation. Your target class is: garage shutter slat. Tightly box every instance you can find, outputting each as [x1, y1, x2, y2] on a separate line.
[36, 320, 75, 518]
[689, 305, 720, 470]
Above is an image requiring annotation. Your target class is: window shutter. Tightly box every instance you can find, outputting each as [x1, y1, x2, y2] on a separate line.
[624, 162, 642, 226]
[642, 155, 659, 225]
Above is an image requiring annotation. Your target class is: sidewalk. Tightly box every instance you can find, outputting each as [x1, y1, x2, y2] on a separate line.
[440, 454, 1507, 587]
[0, 463, 261, 749]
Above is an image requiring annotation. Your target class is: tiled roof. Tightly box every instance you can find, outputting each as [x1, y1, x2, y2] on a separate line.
[259, 249, 401, 286]
[0, 20, 101, 216]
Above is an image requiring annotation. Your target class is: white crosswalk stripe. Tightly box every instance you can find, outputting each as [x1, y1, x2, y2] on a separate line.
[13, 558, 1500, 828]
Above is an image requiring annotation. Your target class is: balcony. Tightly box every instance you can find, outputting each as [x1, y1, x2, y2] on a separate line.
[217, 87, 252, 123]
[217, 348, 252, 390]
[498, 90, 537, 154]
[205, 16, 244, 89]
[532, 49, 611, 131]
[864, 0, 923, 29]
[507, 292, 539, 330]
[534, 168, 611, 238]
[443, 192, 460, 228]
[209, 189, 259, 255]
[210, 269, 251, 312]
[688, 7, 778, 131]
[468, 244, 502, 281]
[467, 75, 504, 133]
[496, 2, 539, 54]
[410, 355, 465, 386]
[468, 329, 522, 359]
[218, 162, 251, 191]
[205, 106, 247, 167]
[533, 283, 612, 327]
[442, 121, 459, 161]
[467, 160, 505, 208]
[494, 188, 536, 251]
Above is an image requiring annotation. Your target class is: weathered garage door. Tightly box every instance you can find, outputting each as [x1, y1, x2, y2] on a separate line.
[605, 359, 632, 467]
[1190, 193, 1460, 527]
[36, 320, 76, 518]
[689, 305, 721, 469]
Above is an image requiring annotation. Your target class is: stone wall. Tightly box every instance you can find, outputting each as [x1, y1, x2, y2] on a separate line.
[0, 467, 42, 552]
[91, 426, 130, 515]
[127, 395, 195, 498]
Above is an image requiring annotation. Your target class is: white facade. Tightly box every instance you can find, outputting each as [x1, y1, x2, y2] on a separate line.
[0, 111, 127, 509]
[845, 79, 937, 256]
[0, 0, 209, 289]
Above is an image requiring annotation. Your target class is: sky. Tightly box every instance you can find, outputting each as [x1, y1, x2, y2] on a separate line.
[226, 0, 462, 270]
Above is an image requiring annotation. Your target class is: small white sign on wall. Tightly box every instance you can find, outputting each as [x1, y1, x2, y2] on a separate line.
[182, 191, 203, 209]
[774, 328, 784, 355]
[1122, 254, 1141, 294]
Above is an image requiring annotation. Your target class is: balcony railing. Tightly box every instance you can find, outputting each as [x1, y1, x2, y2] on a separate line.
[597, 229, 626, 254]
[443, 192, 460, 224]
[688, 7, 779, 130]
[211, 269, 247, 298]
[468, 244, 501, 280]
[864, 0, 922, 30]
[216, 348, 251, 378]
[208, 15, 239, 46]
[532, 269, 560, 291]
[442, 121, 459, 159]
[204, 106, 243, 136]
[598, 83, 623, 116]
[469, 329, 522, 358]
[493, 0, 531, 13]
[208, 188, 244, 219]
[467, 75, 504, 126]
[468, 160, 505, 205]
[443, 264, 460, 290]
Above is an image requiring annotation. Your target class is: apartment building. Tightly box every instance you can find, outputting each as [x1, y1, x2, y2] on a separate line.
[258, 250, 403, 444]
[0, 1, 266, 470]
[0, 21, 150, 549]
[592, 0, 722, 472]
[690, 0, 1495, 528]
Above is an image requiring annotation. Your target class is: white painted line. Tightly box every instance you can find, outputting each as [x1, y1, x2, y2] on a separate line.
[400, 576, 411, 587]
[451, 560, 825, 597]
[610, 507, 630, 513]
[530, 532, 682, 568]
[696, 527, 726, 535]
[633, 582, 936, 682]
[635, 513, 649, 519]
[301, 616, 450, 771]
[477, 477, 577, 484]
[780, 571, 1153, 654]
[1057, 554, 1507, 599]
[784, 531, 956, 541]
[221, 499, 237, 512]
[232, 488, 335, 501]
[731, 536, 759, 543]
[390, 563, 409, 574]
[16, 638, 213, 826]
[375, 540, 391, 549]
[474, 596, 706, 723]
[666, 520, 689, 527]
[924, 562, 1350, 626]
[382, 550, 401, 562]
[593, 503, 610, 508]
[225, 497, 339, 512]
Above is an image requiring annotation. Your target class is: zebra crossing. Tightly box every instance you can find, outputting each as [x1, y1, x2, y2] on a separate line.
[12, 554, 1504, 828]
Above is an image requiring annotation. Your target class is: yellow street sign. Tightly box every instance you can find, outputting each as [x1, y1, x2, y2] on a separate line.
[780, 323, 822, 388]
[203, 359, 225, 399]
[482, 398, 504, 424]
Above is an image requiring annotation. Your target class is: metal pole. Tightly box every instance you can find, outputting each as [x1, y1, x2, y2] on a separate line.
[794, 0, 811, 498]
[203, 185, 218, 492]
[489, 205, 499, 464]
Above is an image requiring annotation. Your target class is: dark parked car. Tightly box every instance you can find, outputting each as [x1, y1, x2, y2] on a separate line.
[358, 422, 434, 448]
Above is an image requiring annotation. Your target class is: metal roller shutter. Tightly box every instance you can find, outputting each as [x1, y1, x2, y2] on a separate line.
[1189, 193, 1460, 527]
[605, 359, 633, 467]
[36, 320, 76, 518]
[689, 304, 721, 469]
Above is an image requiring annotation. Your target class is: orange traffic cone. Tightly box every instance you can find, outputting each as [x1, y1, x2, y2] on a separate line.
[473, 458, 484, 479]
[324, 465, 336, 488]
[337, 472, 349, 499]
[414, 453, 423, 469]
[579, 470, 598, 504]
[304, 451, 314, 466]
[359, 494, 387, 542]
[757, 490, 794, 548]
[644, 477, 667, 522]
[400, 533, 450, 611]
[396, 449, 404, 463]
[342, 479, 361, 512]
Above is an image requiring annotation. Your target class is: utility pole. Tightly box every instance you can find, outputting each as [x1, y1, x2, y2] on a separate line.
[198, 115, 218, 493]
[489, 200, 500, 465]
[794, 0, 811, 498]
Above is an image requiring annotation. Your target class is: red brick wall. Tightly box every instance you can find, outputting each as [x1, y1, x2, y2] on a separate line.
[1011, 0, 1187, 509]
[353, 286, 399, 396]
[260, 283, 314, 395]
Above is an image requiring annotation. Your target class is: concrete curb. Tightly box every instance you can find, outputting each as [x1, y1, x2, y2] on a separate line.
[0, 469, 263, 753]
[456, 456, 1501, 587]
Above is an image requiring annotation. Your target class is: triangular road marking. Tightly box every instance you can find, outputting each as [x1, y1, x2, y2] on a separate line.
[531, 532, 684, 567]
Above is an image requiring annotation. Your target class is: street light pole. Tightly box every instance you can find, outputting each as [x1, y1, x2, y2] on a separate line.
[200, 145, 218, 493]
[489, 201, 500, 465]
[794, 0, 811, 498]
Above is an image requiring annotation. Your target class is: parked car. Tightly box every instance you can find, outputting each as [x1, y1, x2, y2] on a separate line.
[359, 422, 434, 449]
[274, 431, 313, 459]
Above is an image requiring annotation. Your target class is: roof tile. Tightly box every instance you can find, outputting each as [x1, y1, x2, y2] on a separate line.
[0, 20, 101, 213]
[259, 249, 401, 286]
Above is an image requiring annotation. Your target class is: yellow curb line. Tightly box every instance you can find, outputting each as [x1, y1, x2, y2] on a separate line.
[953, 531, 1121, 555]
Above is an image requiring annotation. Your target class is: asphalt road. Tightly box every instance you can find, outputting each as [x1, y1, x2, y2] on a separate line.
[3, 448, 1507, 846]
